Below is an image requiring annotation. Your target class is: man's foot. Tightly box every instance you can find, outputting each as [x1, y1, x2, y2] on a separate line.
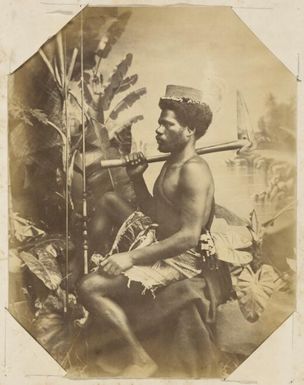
[120, 359, 158, 378]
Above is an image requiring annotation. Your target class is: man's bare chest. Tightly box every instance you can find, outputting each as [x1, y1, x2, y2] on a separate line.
[154, 164, 182, 204]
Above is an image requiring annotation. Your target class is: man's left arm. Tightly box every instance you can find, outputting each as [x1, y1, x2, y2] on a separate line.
[100, 161, 214, 275]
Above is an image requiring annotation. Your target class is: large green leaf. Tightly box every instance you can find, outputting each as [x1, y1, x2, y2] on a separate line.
[211, 225, 253, 266]
[11, 213, 46, 243]
[19, 249, 62, 291]
[234, 264, 278, 322]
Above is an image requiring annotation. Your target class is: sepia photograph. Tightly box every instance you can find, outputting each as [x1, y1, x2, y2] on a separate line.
[7, 5, 297, 379]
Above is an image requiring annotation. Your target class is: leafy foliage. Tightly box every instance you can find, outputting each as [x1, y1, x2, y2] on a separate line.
[108, 88, 147, 120]
[9, 8, 145, 224]
[95, 12, 131, 60]
[11, 213, 46, 243]
[255, 94, 296, 150]
[9, 8, 296, 375]
[35, 311, 68, 354]
[108, 115, 144, 155]
[19, 250, 62, 291]
[214, 204, 249, 226]
[234, 264, 278, 322]
[212, 227, 253, 266]
[117, 74, 138, 94]
[100, 54, 134, 110]
[108, 114, 144, 140]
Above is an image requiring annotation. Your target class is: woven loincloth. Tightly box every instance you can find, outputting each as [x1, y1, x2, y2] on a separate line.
[95, 211, 217, 297]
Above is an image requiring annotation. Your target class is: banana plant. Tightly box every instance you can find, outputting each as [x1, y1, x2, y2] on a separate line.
[9, 9, 146, 222]
[9, 8, 147, 369]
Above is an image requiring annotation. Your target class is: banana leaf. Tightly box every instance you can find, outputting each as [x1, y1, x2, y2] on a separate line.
[117, 74, 138, 94]
[95, 12, 131, 60]
[108, 114, 144, 140]
[108, 88, 147, 121]
[101, 53, 133, 111]
[111, 126, 132, 156]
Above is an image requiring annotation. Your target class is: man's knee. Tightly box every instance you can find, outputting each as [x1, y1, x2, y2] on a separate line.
[77, 274, 99, 303]
[77, 273, 128, 304]
[96, 191, 133, 223]
[77, 272, 114, 302]
[97, 191, 120, 212]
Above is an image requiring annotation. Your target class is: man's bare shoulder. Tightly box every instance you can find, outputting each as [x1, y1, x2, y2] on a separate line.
[179, 155, 214, 190]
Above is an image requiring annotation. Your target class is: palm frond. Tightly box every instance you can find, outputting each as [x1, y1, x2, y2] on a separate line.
[107, 88, 146, 121]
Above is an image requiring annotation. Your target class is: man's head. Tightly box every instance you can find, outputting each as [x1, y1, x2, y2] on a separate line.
[156, 85, 213, 153]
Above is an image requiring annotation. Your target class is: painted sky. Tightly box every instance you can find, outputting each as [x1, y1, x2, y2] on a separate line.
[101, 6, 296, 151]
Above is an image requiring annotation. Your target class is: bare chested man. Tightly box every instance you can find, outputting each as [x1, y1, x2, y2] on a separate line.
[78, 85, 214, 376]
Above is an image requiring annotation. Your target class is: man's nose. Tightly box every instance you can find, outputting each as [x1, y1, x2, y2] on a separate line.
[156, 125, 165, 135]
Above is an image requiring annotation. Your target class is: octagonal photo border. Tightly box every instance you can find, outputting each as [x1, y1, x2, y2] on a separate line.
[1, 1, 303, 384]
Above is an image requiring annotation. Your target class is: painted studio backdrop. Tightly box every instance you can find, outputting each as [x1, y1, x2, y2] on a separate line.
[8, 6, 296, 379]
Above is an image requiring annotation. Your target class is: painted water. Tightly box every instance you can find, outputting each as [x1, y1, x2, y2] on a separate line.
[206, 151, 275, 223]
[144, 150, 275, 225]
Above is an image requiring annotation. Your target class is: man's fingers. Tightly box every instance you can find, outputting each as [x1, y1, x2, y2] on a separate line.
[102, 263, 111, 273]
[108, 265, 117, 275]
[126, 152, 146, 166]
[100, 259, 121, 276]
[138, 152, 147, 163]
[109, 265, 122, 276]
[102, 263, 115, 275]
[99, 259, 108, 267]
[131, 153, 140, 165]
[124, 154, 131, 164]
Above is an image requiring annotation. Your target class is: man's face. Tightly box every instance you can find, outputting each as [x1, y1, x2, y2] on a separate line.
[155, 109, 189, 153]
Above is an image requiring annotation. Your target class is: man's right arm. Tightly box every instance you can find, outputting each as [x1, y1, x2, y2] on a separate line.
[126, 152, 154, 214]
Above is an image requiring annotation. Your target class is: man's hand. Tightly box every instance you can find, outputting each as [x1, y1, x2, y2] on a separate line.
[99, 252, 133, 276]
[126, 152, 148, 179]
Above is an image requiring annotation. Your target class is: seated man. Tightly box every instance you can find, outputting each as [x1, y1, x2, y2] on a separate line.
[78, 85, 216, 376]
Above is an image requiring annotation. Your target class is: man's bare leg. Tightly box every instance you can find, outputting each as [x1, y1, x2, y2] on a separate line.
[89, 192, 134, 254]
[78, 272, 157, 377]
[66, 192, 133, 291]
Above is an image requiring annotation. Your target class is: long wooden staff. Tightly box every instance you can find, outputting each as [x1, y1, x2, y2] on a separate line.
[80, 11, 89, 275]
[99, 138, 251, 168]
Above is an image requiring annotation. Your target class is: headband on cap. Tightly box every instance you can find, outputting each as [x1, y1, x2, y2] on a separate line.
[160, 85, 203, 105]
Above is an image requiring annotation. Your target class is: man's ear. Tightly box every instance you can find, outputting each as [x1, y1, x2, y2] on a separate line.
[186, 126, 195, 137]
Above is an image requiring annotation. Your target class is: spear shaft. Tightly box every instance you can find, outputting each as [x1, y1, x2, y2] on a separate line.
[99, 139, 250, 169]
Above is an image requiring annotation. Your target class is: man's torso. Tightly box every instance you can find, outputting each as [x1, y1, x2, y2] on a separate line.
[152, 155, 214, 240]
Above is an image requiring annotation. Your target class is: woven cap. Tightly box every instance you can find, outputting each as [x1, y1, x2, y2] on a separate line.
[160, 85, 202, 104]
